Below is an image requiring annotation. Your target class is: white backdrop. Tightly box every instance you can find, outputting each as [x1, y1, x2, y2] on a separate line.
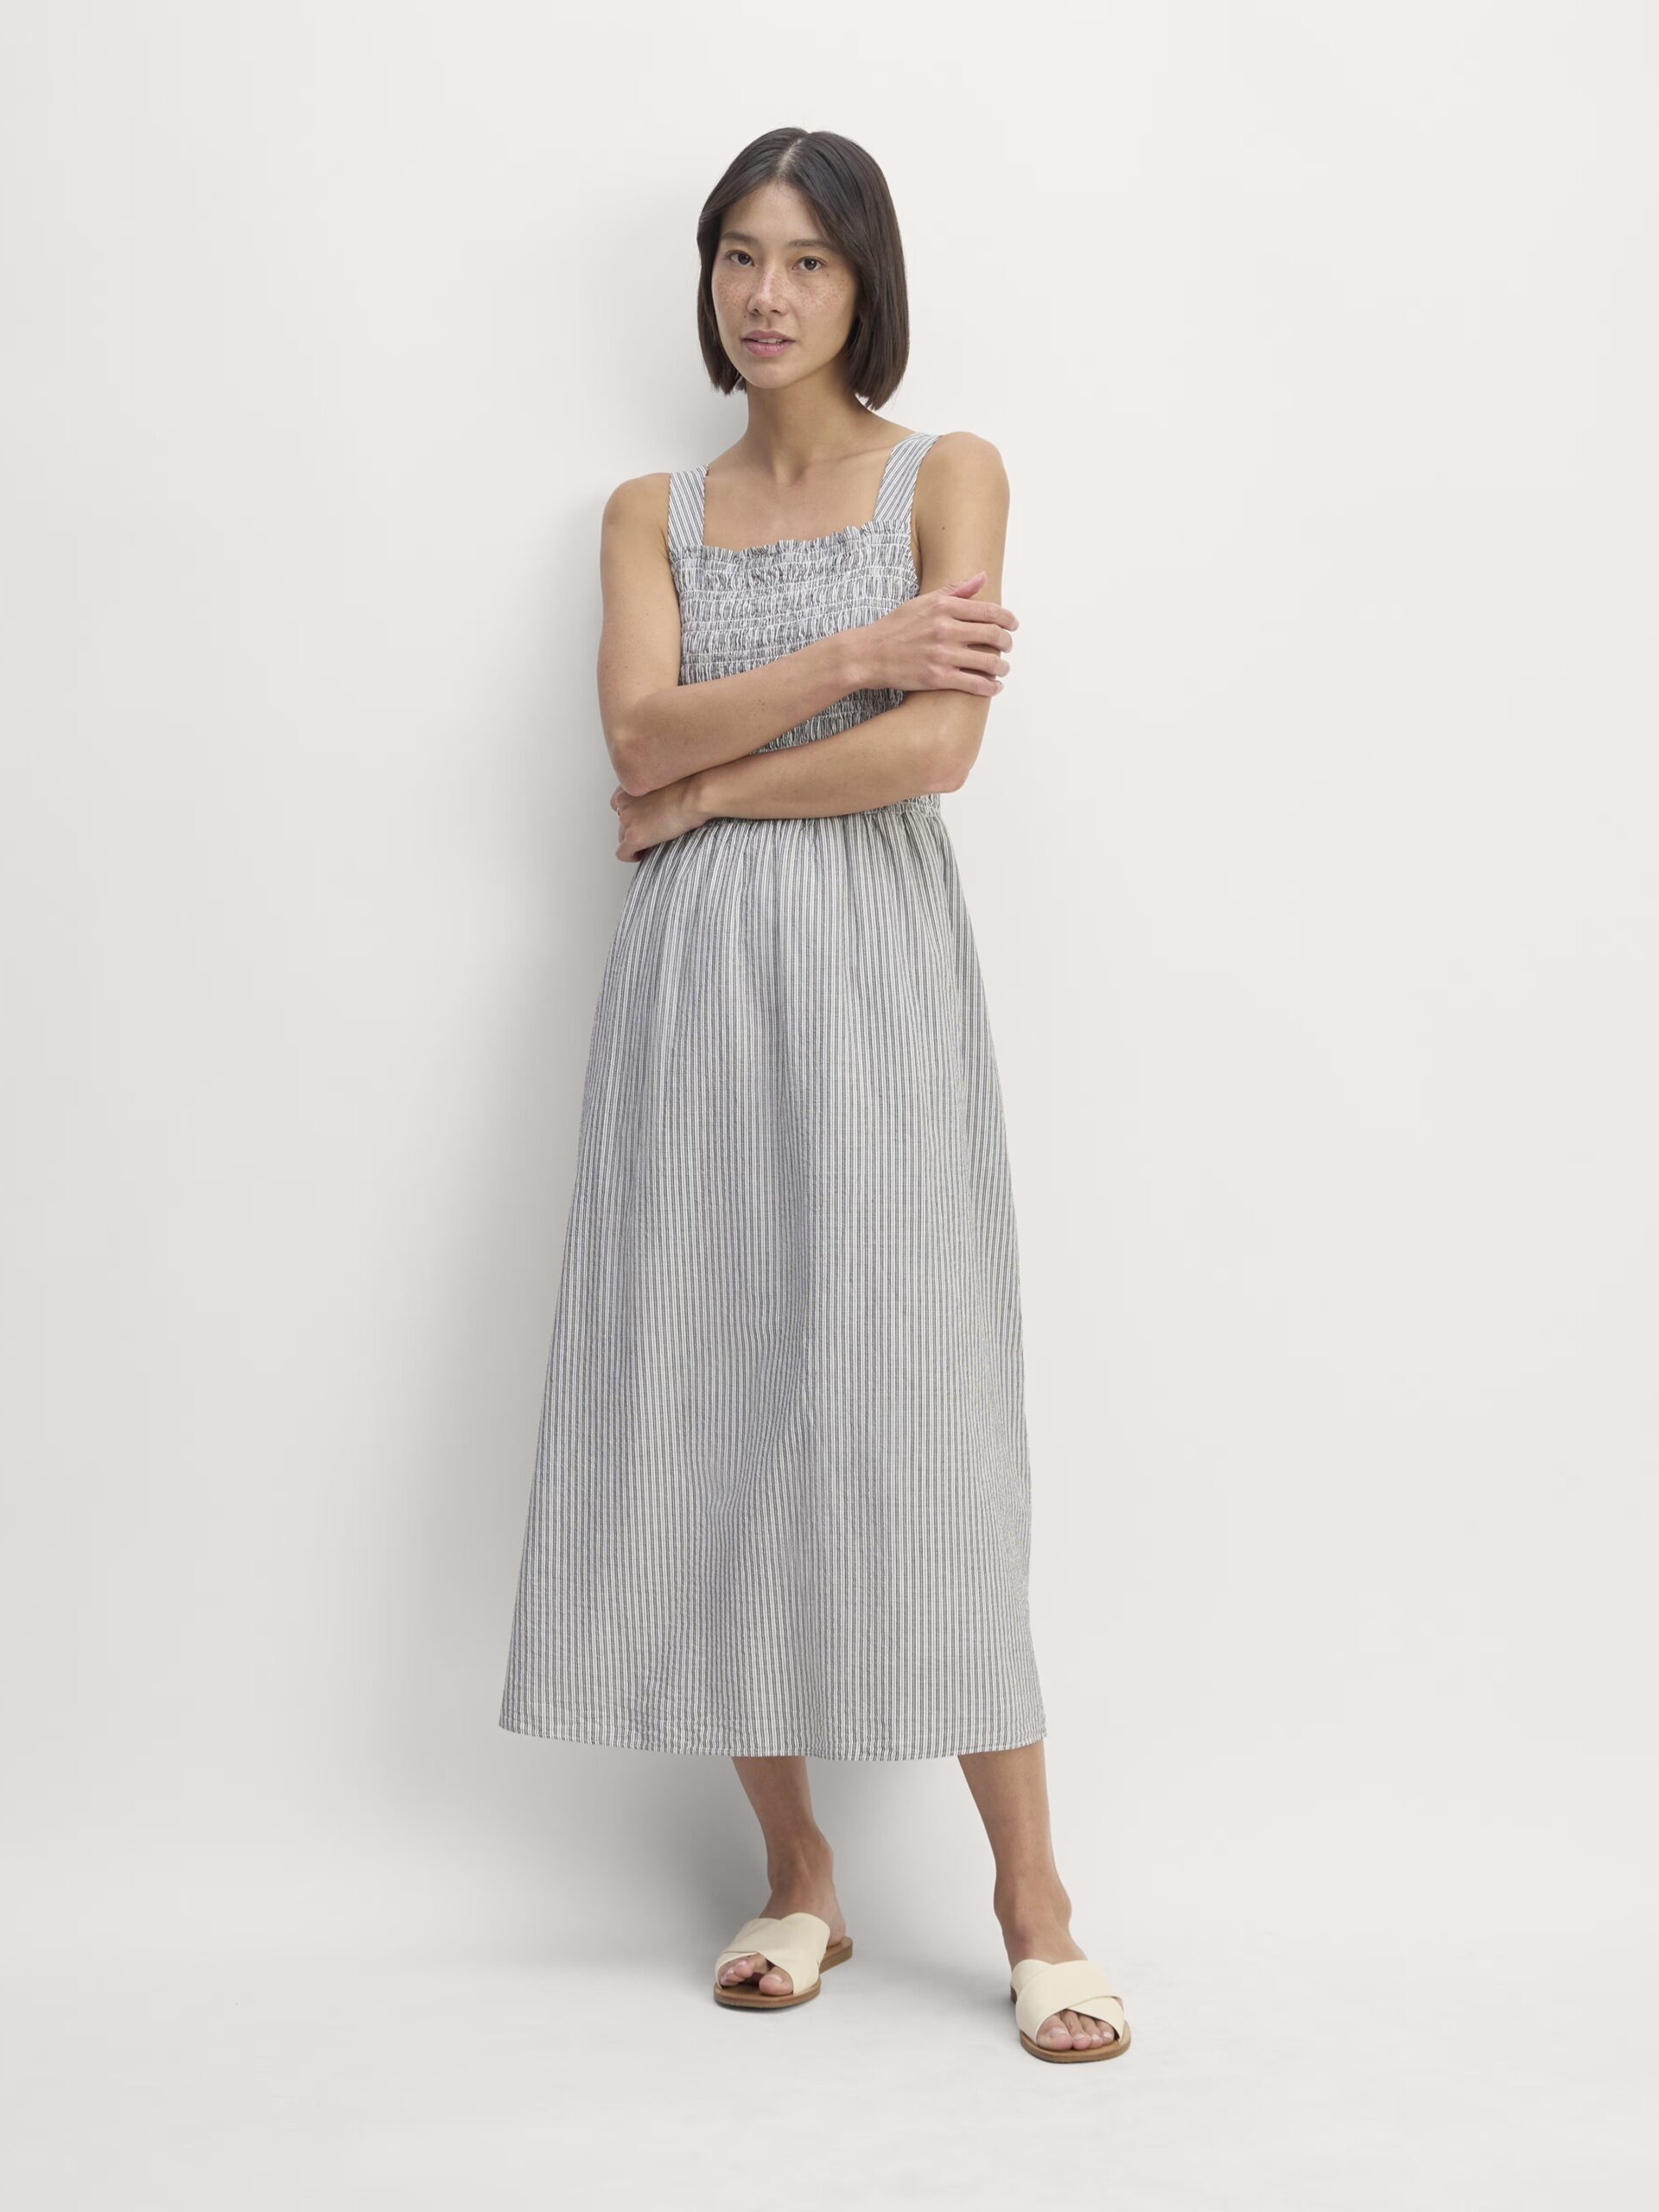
[3, 3, 1653, 2205]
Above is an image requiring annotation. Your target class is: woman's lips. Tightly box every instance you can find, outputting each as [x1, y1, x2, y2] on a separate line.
[742, 334, 793, 356]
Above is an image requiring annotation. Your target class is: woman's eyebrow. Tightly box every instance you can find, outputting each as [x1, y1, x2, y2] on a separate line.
[720, 230, 834, 250]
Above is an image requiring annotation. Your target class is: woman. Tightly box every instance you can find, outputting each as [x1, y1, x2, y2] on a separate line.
[499, 126, 1128, 2066]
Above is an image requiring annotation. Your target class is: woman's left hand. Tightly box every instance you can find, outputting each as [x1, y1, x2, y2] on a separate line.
[611, 775, 708, 861]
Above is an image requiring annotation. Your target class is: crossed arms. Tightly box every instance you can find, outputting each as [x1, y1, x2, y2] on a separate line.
[594, 431, 1015, 826]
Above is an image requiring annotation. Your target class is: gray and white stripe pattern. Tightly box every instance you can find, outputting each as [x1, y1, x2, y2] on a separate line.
[499, 431, 1047, 1759]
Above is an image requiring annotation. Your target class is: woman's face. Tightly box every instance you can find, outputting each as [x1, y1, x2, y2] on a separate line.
[709, 180, 861, 386]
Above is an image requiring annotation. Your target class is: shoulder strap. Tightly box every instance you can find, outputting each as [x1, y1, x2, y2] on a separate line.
[873, 431, 938, 531]
[666, 464, 706, 556]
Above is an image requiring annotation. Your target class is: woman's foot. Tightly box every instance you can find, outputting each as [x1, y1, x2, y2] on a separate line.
[716, 1846, 846, 1999]
[995, 1882, 1122, 2052]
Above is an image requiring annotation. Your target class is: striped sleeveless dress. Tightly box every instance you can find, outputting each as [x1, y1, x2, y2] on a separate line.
[499, 429, 1047, 1760]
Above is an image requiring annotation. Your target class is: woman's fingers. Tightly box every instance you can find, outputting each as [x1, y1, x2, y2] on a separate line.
[938, 659, 1005, 696]
[943, 636, 1011, 675]
[940, 607, 1016, 658]
[945, 602, 1017, 638]
[940, 582, 1017, 631]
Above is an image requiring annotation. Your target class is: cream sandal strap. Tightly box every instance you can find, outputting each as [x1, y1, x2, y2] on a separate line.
[1010, 1955, 1127, 2043]
[715, 1911, 830, 1994]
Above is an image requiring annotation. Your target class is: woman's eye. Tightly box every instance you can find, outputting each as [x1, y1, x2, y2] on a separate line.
[723, 250, 826, 271]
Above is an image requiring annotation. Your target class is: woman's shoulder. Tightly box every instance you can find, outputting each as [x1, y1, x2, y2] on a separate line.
[917, 428, 1006, 473]
[601, 467, 681, 525]
[599, 468, 694, 565]
[912, 430, 1010, 513]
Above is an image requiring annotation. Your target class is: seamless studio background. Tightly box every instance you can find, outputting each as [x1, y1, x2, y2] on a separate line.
[1, 3, 1653, 2206]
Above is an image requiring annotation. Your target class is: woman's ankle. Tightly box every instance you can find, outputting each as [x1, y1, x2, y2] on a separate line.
[765, 1832, 834, 1886]
[994, 1872, 1072, 1929]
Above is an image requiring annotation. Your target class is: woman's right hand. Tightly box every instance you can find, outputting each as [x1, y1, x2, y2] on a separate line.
[849, 573, 1017, 696]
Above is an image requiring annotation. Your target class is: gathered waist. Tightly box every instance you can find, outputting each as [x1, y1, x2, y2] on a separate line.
[657, 791, 945, 861]
[703, 791, 942, 825]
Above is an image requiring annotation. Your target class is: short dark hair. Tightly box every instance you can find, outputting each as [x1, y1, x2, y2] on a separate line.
[695, 129, 910, 408]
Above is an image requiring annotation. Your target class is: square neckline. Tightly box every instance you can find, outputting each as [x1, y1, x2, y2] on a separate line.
[695, 431, 922, 556]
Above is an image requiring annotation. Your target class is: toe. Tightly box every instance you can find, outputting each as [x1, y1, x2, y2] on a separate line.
[756, 1963, 794, 1996]
[1039, 2008, 1116, 2050]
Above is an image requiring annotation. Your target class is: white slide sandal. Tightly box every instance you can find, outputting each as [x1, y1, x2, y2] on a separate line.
[712, 1910, 854, 2009]
[1009, 1955, 1130, 2063]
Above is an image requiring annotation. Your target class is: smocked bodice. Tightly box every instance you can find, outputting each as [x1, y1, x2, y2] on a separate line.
[665, 432, 942, 805]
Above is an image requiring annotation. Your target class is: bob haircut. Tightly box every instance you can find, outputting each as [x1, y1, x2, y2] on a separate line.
[695, 128, 910, 410]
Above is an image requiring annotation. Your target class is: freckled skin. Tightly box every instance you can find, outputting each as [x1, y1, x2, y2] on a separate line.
[709, 178, 861, 397]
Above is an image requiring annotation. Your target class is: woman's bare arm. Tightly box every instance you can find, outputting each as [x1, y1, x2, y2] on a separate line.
[683, 433, 1012, 823]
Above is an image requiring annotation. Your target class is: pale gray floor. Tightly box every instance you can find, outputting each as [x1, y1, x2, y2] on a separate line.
[4, 1934, 1649, 2209]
